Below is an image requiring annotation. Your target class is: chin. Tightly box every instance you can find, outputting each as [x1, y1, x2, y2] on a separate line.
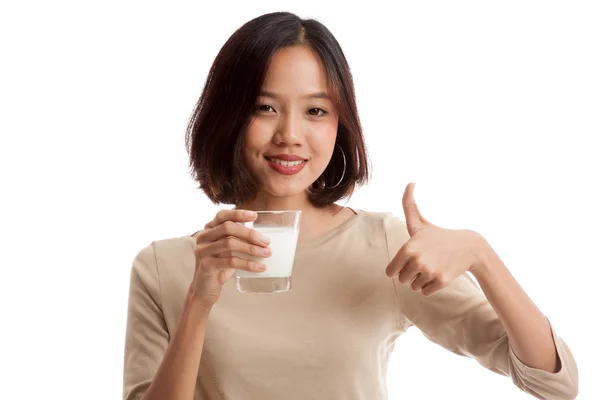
[262, 182, 310, 198]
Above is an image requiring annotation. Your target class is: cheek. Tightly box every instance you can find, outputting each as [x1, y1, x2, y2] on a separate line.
[311, 119, 338, 149]
[245, 118, 268, 149]
[244, 119, 275, 164]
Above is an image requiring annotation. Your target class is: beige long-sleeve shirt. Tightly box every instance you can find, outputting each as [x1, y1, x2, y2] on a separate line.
[123, 209, 578, 399]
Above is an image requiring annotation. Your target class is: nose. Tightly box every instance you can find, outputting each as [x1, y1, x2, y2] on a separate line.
[273, 112, 304, 147]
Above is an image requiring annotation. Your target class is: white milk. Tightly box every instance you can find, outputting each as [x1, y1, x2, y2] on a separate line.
[234, 226, 299, 278]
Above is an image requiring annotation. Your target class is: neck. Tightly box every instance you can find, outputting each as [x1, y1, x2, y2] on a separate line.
[239, 191, 313, 212]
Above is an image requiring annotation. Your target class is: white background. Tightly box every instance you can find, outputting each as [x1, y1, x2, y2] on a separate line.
[1, 1, 598, 399]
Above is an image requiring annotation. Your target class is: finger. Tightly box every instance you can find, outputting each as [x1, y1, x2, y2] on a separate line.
[397, 260, 419, 285]
[402, 182, 428, 237]
[208, 255, 266, 273]
[421, 279, 444, 296]
[204, 209, 257, 230]
[385, 243, 412, 277]
[410, 272, 433, 292]
[199, 220, 271, 247]
[206, 236, 272, 259]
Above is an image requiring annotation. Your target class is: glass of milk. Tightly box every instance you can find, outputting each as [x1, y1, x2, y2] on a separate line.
[233, 210, 301, 293]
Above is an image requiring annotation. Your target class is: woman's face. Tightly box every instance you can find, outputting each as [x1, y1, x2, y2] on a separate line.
[244, 45, 339, 200]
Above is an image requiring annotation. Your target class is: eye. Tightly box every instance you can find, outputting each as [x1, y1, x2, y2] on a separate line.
[256, 104, 275, 113]
[308, 108, 328, 117]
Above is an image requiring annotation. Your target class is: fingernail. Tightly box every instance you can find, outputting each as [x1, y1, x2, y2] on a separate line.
[258, 246, 271, 256]
[255, 263, 267, 271]
[259, 234, 270, 244]
[245, 211, 257, 218]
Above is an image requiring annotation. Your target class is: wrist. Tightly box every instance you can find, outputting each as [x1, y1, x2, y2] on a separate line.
[467, 231, 494, 279]
[186, 286, 214, 315]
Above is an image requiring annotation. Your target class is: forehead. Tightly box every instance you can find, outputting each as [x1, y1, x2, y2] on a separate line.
[261, 46, 329, 95]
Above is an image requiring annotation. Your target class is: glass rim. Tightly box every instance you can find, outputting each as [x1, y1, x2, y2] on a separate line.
[254, 210, 302, 214]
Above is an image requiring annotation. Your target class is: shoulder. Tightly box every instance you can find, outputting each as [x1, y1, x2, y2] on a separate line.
[355, 209, 410, 259]
[355, 208, 408, 234]
[131, 234, 195, 286]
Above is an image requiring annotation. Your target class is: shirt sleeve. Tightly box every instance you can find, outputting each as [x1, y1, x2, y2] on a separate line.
[123, 243, 169, 400]
[384, 215, 579, 400]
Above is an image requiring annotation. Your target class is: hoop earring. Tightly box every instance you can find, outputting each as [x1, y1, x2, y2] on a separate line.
[322, 144, 346, 189]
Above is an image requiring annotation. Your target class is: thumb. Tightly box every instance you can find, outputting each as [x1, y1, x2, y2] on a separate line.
[402, 182, 430, 236]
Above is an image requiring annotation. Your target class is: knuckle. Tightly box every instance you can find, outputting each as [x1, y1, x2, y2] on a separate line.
[399, 246, 412, 259]
[404, 242, 416, 253]
[438, 275, 450, 287]
[246, 260, 257, 271]
[214, 211, 227, 225]
[222, 220, 236, 233]
[216, 210, 227, 220]
[224, 237, 236, 250]
[195, 229, 207, 243]
[424, 271, 435, 281]
[412, 253, 423, 265]
[194, 245, 205, 258]
[420, 263, 432, 274]
[249, 245, 260, 256]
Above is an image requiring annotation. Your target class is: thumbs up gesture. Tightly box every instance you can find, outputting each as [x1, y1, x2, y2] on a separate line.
[385, 183, 489, 296]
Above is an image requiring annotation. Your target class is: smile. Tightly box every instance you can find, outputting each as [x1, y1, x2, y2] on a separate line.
[265, 156, 307, 167]
[264, 156, 307, 175]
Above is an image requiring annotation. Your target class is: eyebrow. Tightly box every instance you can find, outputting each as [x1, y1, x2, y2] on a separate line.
[258, 90, 330, 100]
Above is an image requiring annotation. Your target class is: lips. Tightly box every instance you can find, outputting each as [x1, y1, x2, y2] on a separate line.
[265, 156, 307, 175]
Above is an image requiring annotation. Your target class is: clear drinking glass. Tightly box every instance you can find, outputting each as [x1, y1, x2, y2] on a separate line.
[233, 210, 301, 293]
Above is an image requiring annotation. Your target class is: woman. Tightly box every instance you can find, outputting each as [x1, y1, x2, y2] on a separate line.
[123, 11, 578, 400]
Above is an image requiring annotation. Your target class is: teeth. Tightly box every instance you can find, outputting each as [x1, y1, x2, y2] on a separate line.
[268, 158, 305, 167]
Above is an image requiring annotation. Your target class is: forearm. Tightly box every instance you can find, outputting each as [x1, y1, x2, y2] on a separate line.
[471, 237, 559, 373]
[142, 290, 211, 400]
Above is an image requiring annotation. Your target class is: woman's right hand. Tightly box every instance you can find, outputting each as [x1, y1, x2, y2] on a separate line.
[190, 209, 271, 307]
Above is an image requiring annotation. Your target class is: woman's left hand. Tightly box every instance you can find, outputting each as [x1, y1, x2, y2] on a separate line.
[385, 183, 491, 297]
